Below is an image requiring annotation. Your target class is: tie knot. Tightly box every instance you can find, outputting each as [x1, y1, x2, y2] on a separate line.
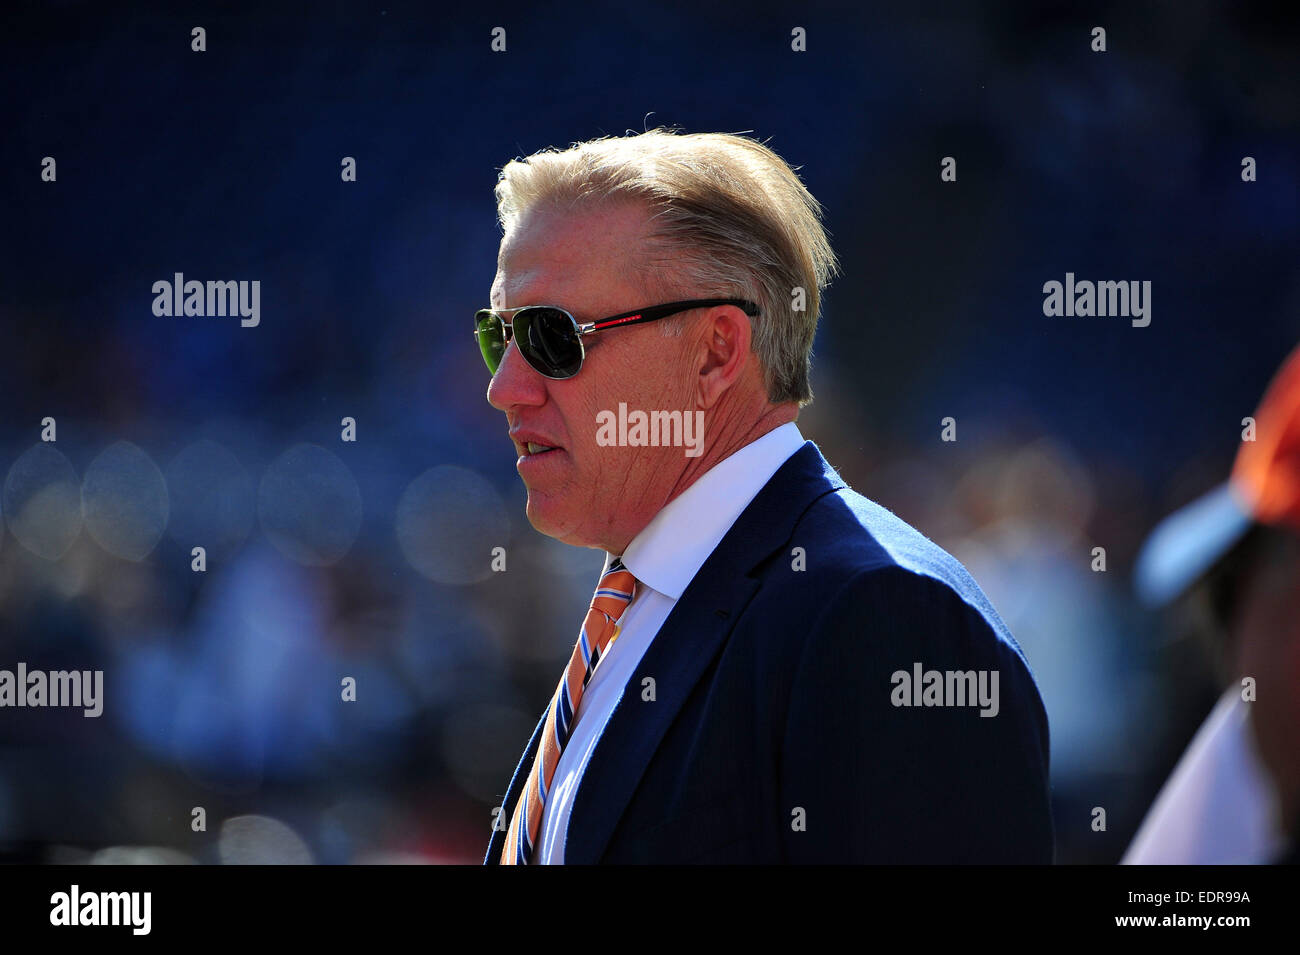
[590, 558, 637, 620]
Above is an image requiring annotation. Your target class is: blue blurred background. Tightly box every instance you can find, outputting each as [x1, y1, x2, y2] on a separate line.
[0, 0, 1296, 863]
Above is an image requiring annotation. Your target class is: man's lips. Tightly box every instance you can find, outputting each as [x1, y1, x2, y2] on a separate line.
[510, 429, 566, 480]
[508, 430, 563, 457]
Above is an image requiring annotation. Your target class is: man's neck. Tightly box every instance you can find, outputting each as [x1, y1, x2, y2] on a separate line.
[665, 402, 798, 505]
[602, 402, 799, 555]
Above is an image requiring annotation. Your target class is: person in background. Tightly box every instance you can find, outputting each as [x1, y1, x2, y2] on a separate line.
[1128, 344, 1300, 864]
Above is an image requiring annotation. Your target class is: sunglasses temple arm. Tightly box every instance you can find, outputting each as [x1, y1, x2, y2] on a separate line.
[584, 300, 759, 336]
[583, 308, 703, 336]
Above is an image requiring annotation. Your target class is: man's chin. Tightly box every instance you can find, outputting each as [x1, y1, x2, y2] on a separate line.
[524, 494, 584, 546]
[525, 496, 605, 548]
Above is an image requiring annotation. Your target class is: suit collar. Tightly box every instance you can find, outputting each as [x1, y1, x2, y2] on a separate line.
[618, 422, 806, 600]
[484, 707, 546, 864]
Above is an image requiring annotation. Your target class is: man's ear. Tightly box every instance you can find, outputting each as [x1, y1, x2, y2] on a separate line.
[696, 304, 753, 410]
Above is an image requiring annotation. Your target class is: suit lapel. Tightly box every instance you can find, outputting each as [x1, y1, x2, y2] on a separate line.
[563, 441, 846, 863]
[484, 706, 547, 864]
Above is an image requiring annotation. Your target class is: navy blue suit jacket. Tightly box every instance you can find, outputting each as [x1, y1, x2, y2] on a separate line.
[486, 441, 1053, 863]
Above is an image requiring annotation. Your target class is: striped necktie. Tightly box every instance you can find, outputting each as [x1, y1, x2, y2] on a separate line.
[501, 557, 638, 865]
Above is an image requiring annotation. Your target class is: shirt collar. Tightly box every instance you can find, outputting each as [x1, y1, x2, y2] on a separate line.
[607, 422, 805, 600]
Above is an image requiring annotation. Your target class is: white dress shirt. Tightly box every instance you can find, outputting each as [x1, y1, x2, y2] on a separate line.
[535, 421, 806, 863]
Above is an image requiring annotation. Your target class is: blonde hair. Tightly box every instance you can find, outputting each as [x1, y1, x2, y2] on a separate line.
[493, 129, 839, 406]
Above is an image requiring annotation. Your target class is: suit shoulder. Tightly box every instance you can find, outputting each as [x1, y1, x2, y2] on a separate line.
[776, 484, 1026, 662]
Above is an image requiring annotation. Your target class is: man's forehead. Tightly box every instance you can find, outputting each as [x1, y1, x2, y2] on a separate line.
[490, 264, 564, 309]
[490, 255, 585, 308]
[491, 200, 655, 309]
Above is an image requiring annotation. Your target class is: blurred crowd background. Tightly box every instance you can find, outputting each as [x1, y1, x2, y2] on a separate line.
[0, 1, 1296, 864]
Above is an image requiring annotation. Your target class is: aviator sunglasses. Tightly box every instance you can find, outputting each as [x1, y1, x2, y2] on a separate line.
[474, 298, 761, 380]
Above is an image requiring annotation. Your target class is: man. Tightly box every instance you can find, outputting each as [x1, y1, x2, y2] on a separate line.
[1127, 344, 1300, 864]
[476, 129, 1053, 864]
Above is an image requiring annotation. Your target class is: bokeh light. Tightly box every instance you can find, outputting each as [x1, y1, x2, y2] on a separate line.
[258, 444, 362, 566]
[395, 465, 510, 585]
[3, 443, 82, 560]
[81, 440, 170, 561]
[165, 438, 256, 561]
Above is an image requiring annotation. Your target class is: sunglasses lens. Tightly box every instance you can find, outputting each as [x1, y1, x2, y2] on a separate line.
[517, 308, 583, 379]
[475, 310, 506, 374]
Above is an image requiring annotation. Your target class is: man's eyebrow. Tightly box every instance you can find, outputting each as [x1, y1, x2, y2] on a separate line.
[491, 294, 582, 314]
[491, 280, 543, 310]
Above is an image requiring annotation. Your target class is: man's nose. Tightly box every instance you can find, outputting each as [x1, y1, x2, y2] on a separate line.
[486, 340, 547, 413]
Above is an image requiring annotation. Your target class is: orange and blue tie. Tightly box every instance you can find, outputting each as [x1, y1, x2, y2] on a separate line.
[501, 557, 638, 865]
